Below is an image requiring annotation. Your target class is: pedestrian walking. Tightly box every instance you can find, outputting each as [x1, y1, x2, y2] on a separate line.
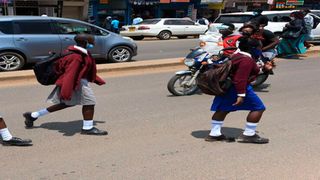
[0, 115, 32, 146]
[197, 16, 210, 26]
[103, 16, 112, 31]
[277, 11, 307, 58]
[205, 37, 269, 144]
[132, 14, 143, 25]
[111, 16, 120, 34]
[301, 9, 314, 49]
[23, 34, 108, 136]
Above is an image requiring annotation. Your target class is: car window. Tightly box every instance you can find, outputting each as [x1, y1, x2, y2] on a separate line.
[56, 22, 94, 34]
[0, 21, 13, 34]
[215, 15, 252, 23]
[14, 21, 53, 34]
[311, 11, 320, 17]
[180, 20, 195, 25]
[164, 20, 174, 25]
[55, 21, 107, 36]
[164, 20, 185, 25]
[138, 19, 160, 25]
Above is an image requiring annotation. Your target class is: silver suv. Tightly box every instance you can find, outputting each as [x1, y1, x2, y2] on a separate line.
[0, 16, 138, 71]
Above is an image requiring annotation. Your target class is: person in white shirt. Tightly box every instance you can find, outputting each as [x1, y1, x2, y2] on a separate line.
[302, 9, 314, 49]
[132, 14, 143, 25]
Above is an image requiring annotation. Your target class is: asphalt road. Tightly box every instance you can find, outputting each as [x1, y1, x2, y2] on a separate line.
[133, 38, 199, 61]
[1, 56, 320, 179]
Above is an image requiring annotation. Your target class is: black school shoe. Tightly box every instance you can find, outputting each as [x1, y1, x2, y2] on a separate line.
[237, 134, 269, 144]
[205, 134, 235, 142]
[23, 112, 37, 128]
[81, 127, 108, 136]
[2, 137, 32, 146]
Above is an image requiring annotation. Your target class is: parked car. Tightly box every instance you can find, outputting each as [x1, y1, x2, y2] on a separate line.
[120, 18, 208, 40]
[212, 10, 320, 42]
[0, 16, 137, 71]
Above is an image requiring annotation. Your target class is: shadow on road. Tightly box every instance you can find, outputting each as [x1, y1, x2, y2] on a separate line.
[191, 127, 243, 139]
[253, 84, 270, 92]
[37, 120, 105, 136]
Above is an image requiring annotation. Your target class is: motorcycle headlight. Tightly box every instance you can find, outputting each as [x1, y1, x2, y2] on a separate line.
[184, 58, 195, 67]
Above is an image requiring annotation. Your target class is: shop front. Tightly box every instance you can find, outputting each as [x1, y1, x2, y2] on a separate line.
[94, 0, 129, 27]
[0, 0, 63, 17]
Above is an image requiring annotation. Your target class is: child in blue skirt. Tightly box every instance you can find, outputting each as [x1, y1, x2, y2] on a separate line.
[206, 37, 269, 144]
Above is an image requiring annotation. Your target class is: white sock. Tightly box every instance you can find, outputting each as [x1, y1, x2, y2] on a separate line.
[31, 109, 49, 118]
[243, 122, 258, 136]
[209, 120, 223, 137]
[0, 128, 13, 141]
[83, 120, 93, 130]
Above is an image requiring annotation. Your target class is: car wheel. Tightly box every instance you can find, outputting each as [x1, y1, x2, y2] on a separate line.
[108, 46, 133, 63]
[158, 31, 171, 40]
[0, 52, 25, 71]
[177, 36, 188, 39]
[131, 36, 144, 40]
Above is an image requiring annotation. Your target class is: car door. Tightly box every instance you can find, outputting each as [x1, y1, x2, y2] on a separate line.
[13, 20, 61, 63]
[182, 20, 206, 35]
[54, 20, 102, 57]
[163, 20, 184, 35]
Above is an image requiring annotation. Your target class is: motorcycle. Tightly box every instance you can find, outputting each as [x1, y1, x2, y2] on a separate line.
[167, 46, 275, 96]
[167, 47, 220, 96]
[250, 53, 276, 87]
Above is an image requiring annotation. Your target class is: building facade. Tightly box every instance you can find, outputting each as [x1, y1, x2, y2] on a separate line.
[223, 0, 320, 12]
[0, 0, 89, 20]
[91, 0, 223, 27]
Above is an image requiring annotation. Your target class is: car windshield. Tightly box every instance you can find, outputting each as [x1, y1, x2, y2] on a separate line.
[215, 15, 252, 23]
[137, 19, 160, 25]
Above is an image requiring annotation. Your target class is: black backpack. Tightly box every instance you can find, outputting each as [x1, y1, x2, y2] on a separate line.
[310, 14, 320, 29]
[33, 52, 74, 86]
[196, 54, 246, 96]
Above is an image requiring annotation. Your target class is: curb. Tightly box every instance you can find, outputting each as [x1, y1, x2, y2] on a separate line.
[0, 48, 318, 84]
[0, 58, 183, 84]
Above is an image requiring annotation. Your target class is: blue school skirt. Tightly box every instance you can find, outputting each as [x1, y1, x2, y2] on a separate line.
[211, 85, 266, 112]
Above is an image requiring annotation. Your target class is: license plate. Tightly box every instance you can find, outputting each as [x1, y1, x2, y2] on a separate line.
[129, 27, 136, 32]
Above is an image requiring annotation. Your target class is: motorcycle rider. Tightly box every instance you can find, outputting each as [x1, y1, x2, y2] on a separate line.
[251, 18, 280, 61]
[205, 37, 269, 144]
[219, 23, 242, 57]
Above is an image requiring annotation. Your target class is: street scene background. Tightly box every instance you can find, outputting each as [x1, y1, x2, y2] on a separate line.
[1, 0, 320, 179]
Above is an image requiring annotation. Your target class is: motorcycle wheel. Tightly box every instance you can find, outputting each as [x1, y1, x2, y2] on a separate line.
[167, 74, 198, 96]
[251, 74, 269, 87]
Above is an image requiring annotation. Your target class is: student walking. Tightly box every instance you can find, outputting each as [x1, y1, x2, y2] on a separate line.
[205, 37, 269, 144]
[111, 16, 120, 34]
[23, 34, 108, 136]
[0, 115, 32, 146]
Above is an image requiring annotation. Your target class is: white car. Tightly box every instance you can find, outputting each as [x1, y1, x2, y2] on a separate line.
[120, 18, 208, 40]
[212, 10, 320, 42]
